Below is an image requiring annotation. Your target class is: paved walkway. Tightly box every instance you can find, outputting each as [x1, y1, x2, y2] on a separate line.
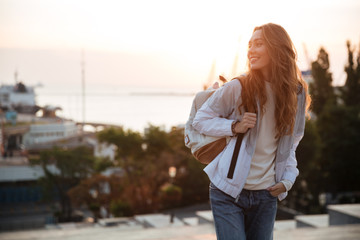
[1, 223, 360, 240]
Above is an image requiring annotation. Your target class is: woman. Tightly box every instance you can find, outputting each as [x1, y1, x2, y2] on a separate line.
[192, 23, 311, 240]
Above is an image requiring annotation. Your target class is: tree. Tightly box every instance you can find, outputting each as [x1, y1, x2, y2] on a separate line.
[167, 127, 210, 206]
[96, 125, 210, 213]
[317, 104, 360, 193]
[30, 146, 96, 222]
[342, 40, 360, 107]
[286, 120, 323, 213]
[97, 126, 167, 213]
[309, 47, 336, 116]
[310, 43, 360, 203]
[316, 41, 360, 194]
[144, 124, 171, 156]
[97, 127, 144, 181]
[68, 174, 126, 220]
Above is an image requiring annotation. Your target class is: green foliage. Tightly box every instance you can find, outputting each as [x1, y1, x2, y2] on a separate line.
[30, 146, 95, 189]
[160, 183, 182, 196]
[296, 43, 360, 213]
[97, 127, 143, 159]
[342, 41, 360, 107]
[160, 183, 182, 209]
[287, 120, 323, 213]
[97, 127, 145, 180]
[309, 47, 336, 116]
[166, 127, 210, 205]
[313, 42, 360, 193]
[96, 125, 210, 213]
[296, 120, 322, 180]
[30, 146, 95, 180]
[110, 199, 133, 217]
[88, 202, 100, 212]
[29, 146, 96, 221]
[144, 124, 171, 156]
[94, 157, 114, 173]
[68, 174, 125, 219]
[285, 43, 360, 213]
[317, 104, 360, 192]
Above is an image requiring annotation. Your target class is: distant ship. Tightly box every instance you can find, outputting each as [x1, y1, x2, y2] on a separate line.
[0, 82, 41, 114]
[0, 71, 41, 115]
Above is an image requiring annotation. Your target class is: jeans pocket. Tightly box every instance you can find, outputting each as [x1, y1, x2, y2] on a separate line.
[265, 190, 278, 199]
[209, 182, 219, 190]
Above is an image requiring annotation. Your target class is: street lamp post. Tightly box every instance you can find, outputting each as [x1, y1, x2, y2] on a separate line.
[168, 166, 177, 223]
[89, 188, 99, 223]
[168, 166, 176, 184]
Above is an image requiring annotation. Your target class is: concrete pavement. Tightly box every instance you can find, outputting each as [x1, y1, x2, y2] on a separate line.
[2, 203, 360, 240]
[1, 222, 360, 240]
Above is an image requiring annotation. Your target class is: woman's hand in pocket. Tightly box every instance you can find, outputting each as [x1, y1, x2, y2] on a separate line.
[266, 182, 286, 197]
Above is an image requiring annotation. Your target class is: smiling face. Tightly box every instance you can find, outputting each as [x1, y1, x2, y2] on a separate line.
[247, 29, 271, 79]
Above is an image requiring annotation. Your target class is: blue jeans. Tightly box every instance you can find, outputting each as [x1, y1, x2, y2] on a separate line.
[209, 182, 277, 240]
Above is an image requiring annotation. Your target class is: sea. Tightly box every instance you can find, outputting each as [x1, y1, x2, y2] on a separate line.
[35, 85, 196, 133]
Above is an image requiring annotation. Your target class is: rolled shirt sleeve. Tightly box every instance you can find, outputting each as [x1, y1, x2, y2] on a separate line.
[192, 80, 241, 137]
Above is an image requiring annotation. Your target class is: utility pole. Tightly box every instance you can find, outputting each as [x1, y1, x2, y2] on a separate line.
[14, 69, 18, 84]
[81, 49, 86, 134]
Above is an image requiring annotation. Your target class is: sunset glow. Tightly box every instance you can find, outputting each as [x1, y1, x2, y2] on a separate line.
[0, 0, 359, 88]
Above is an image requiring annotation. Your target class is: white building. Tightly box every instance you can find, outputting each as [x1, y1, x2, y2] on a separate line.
[22, 121, 79, 147]
[0, 82, 39, 114]
[0, 164, 59, 182]
[87, 137, 117, 161]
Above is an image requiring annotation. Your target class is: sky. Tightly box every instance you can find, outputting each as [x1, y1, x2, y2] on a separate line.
[0, 0, 360, 90]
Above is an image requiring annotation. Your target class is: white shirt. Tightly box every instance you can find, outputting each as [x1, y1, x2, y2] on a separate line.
[244, 82, 278, 190]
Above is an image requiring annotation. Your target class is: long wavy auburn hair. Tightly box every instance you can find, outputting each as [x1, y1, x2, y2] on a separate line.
[239, 23, 311, 137]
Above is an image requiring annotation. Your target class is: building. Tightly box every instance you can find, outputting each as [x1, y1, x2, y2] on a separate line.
[0, 82, 40, 114]
[23, 121, 79, 147]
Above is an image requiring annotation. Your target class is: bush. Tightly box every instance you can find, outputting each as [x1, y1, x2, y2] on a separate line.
[160, 183, 182, 196]
[160, 183, 182, 209]
[110, 199, 133, 217]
